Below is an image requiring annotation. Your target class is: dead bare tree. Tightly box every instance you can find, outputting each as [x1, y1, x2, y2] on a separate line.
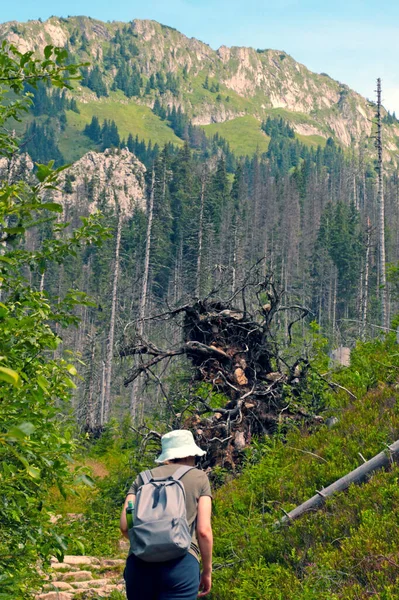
[376, 78, 388, 328]
[130, 168, 155, 423]
[277, 438, 399, 526]
[103, 204, 122, 424]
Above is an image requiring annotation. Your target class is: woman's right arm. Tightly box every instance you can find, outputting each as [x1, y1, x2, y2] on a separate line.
[196, 495, 213, 597]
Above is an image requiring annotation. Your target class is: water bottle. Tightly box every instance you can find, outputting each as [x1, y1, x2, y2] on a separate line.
[126, 500, 134, 530]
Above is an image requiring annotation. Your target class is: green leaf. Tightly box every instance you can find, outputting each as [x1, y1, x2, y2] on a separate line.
[4, 226, 25, 235]
[74, 539, 85, 555]
[0, 255, 13, 264]
[53, 532, 68, 551]
[0, 366, 21, 387]
[0, 303, 8, 318]
[40, 202, 63, 213]
[66, 364, 78, 376]
[77, 473, 95, 487]
[26, 465, 41, 479]
[6, 427, 26, 442]
[44, 45, 53, 59]
[37, 375, 49, 392]
[17, 422, 35, 436]
[6, 422, 35, 441]
[64, 377, 77, 389]
[36, 163, 54, 182]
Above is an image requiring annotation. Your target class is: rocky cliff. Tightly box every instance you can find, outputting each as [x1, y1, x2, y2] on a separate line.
[52, 148, 146, 215]
[1, 16, 398, 161]
[0, 148, 147, 215]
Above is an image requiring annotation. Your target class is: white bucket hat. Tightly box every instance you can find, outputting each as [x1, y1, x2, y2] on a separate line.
[155, 430, 206, 463]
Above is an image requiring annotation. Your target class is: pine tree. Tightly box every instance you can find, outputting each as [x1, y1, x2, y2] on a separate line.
[23, 120, 64, 166]
[87, 66, 108, 98]
[84, 116, 102, 143]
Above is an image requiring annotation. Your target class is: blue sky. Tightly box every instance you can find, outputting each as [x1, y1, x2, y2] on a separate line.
[3, 0, 399, 113]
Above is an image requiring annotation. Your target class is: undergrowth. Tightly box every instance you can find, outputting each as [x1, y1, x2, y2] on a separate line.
[49, 332, 399, 599]
[211, 333, 399, 599]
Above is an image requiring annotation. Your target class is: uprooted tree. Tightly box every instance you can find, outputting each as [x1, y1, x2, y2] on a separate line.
[121, 270, 320, 469]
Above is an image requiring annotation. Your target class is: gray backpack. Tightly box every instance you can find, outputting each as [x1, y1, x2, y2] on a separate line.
[129, 465, 195, 562]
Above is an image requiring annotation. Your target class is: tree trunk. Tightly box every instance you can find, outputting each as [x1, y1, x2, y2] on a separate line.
[86, 327, 97, 431]
[99, 359, 106, 427]
[278, 438, 399, 525]
[130, 168, 155, 422]
[361, 218, 371, 340]
[103, 207, 122, 424]
[196, 169, 206, 297]
[376, 78, 388, 328]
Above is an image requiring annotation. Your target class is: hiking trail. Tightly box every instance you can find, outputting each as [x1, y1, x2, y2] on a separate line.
[35, 548, 128, 599]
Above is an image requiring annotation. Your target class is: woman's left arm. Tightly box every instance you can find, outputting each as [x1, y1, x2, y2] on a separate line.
[120, 493, 136, 539]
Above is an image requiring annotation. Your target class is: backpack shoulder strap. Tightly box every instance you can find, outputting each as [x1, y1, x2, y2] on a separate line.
[139, 470, 153, 485]
[172, 465, 196, 481]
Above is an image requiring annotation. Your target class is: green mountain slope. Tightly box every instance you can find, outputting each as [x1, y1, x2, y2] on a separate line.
[211, 337, 399, 599]
[1, 16, 399, 162]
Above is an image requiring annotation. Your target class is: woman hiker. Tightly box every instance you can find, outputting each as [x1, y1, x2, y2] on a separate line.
[120, 429, 213, 599]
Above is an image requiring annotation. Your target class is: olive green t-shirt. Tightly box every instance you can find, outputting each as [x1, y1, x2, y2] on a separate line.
[128, 464, 212, 561]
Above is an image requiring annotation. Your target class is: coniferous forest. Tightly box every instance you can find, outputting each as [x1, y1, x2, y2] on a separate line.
[34, 116, 399, 432]
[2, 15, 399, 600]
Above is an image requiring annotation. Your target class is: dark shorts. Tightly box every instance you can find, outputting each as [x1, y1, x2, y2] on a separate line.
[124, 552, 200, 600]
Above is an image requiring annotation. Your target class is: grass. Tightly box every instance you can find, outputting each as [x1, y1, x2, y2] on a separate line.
[201, 114, 327, 156]
[66, 94, 183, 147]
[58, 125, 98, 164]
[211, 336, 399, 599]
[201, 116, 271, 156]
[295, 133, 327, 148]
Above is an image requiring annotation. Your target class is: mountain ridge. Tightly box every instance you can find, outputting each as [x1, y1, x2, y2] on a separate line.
[1, 15, 398, 162]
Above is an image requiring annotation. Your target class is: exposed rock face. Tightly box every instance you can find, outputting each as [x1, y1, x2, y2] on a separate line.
[0, 148, 146, 217]
[0, 153, 34, 184]
[1, 16, 399, 157]
[52, 148, 146, 216]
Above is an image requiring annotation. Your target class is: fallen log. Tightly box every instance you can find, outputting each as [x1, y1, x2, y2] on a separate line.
[278, 439, 399, 525]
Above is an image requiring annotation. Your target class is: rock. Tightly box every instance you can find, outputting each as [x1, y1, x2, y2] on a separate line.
[69, 581, 93, 589]
[313, 415, 324, 423]
[50, 564, 79, 572]
[52, 148, 146, 216]
[326, 416, 339, 428]
[63, 556, 100, 566]
[49, 514, 62, 524]
[60, 570, 93, 582]
[234, 431, 246, 450]
[36, 593, 73, 600]
[100, 558, 125, 567]
[2, 149, 147, 221]
[44, 582, 73, 591]
[0, 153, 34, 185]
[118, 538, 130, 553]
[65, 513, 84, 522]
[95, 583, 125, 597]
[234, 367, 248, 386]
[266, 372, 284, 382]
[90, 579, 110, 588]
